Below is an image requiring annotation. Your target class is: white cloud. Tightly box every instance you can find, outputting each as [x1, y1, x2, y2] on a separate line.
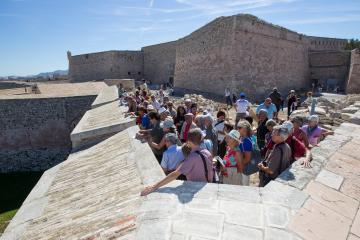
[174, 0, 297, 15]
[280, 14, 360, 25]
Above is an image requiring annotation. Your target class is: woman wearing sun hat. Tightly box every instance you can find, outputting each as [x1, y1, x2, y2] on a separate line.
[220, 130, 244, 185]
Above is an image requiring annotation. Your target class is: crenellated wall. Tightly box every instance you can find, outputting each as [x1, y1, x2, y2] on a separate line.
[308, 36, 348, 51]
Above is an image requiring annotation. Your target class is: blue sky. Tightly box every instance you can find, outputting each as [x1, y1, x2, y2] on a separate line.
[0, 0, 359, 76]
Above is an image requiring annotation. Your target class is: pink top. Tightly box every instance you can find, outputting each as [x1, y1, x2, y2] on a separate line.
[301, 125, 322, 146]
[178, 148, 214, 182]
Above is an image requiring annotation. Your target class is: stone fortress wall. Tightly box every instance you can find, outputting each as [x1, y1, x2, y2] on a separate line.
[68, 14, 359, 99]
[174, 15, 312, 100]
[142, 41, 177, 84]
[0, 95, 96, 172]
[69, 50, 144, 82]
[347, 49, 360, 93]
[308, 36, 348, 51]
[309, 50, 351, 89]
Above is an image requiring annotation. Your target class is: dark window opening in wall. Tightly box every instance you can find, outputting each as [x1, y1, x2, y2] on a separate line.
[85, 54, 89, 59]
[128, 72, 131, 76]
[138, 72, 141, 75]
[169, 77, 174, 86]
[110, 67, 113, 72]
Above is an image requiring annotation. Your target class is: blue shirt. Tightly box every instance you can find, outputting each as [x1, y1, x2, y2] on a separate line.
[256, 103, 277, 119]
[161, 145, 185, 171]
[238, 137, 253, 152]
[141, 114, 151, 129]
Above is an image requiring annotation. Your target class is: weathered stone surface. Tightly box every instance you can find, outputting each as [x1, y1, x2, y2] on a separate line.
[137, 219, 171, 240]
[70, 101, 136, 149]
[2, 126, 164, 240]
[276, 158, 322, 190]
[0, 94, 97, 172]
[218, 184, 261, 203]
[305, 181, 359, 219]
[261, 181, 309, 209]
[342, 106, 360, 114]
[172, 211, 224, 239]
[315, 169, 344, 190]
[348, 234, 360, 240]
[308, 106, 327, 115]
[342, 113, 355, 121]
[264, 205, 290, 228]
[264, 227, 299, 240]
[222, 224, 263, 240]
[103, 78, 136, 90]
[91, 85, 118, 108]
[351, 209, 360, 238]
[219, 201, 263, 228]
[289, 199, 352, 240]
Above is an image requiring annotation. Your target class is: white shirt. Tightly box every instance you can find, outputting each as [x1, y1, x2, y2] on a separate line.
[225, 89, 231, 97]
[214, 120, 225, 141]
[235, 99, 250, 113]
[151, 100, 161, 110]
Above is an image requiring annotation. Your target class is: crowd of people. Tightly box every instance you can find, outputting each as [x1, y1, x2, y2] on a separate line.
[118, 83, 333, 196]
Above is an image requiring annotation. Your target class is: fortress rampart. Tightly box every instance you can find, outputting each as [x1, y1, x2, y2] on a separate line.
[68, 14, 358, 99]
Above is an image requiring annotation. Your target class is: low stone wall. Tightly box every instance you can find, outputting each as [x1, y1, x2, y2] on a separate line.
[103, 78, 135, 90]
[70, 101, 136, 150]
[0, 95, 96, 172]
[91, 85, 118, 108]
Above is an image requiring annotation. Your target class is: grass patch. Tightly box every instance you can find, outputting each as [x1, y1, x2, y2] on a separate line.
[0, 209, 17, 233]
[0, 171, 43, 234]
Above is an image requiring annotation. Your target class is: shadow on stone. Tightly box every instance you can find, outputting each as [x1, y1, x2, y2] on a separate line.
[156, 181, 207, 204]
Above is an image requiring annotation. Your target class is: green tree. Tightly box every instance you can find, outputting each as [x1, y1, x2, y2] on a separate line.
[345, 39, 360, 50]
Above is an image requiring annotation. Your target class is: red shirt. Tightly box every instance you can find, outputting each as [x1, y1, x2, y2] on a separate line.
[183, 122, 191, 141]
[264, 135, 306, 159]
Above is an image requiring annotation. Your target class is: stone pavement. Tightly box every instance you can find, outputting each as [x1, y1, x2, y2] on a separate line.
[1, 126, 164, 240]
[0, 81, 106, 99]
[3, 89, 360, 239]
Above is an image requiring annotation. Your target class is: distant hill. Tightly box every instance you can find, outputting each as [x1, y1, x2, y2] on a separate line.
[1, 70, 68, 80]
[32, 70, 68, 78]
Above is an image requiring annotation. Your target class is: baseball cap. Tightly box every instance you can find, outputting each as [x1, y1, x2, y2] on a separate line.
[240, 92, 246, 98]
[185, 113, 194, 117]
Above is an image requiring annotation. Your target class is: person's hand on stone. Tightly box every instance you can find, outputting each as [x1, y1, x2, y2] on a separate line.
[302, 159, 312, 168]
[140, 185, 156, 196]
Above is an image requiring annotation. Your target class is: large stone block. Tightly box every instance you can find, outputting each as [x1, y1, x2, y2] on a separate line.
[261, 181, 308, 209]
[289, 199, 352, 240]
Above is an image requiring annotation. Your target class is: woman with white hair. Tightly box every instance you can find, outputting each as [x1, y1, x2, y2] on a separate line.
[258, 125, 292, 187]
[301, 115, 333, 147]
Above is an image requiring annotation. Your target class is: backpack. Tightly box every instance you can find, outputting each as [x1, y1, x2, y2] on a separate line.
[241, 137, 263, 176]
